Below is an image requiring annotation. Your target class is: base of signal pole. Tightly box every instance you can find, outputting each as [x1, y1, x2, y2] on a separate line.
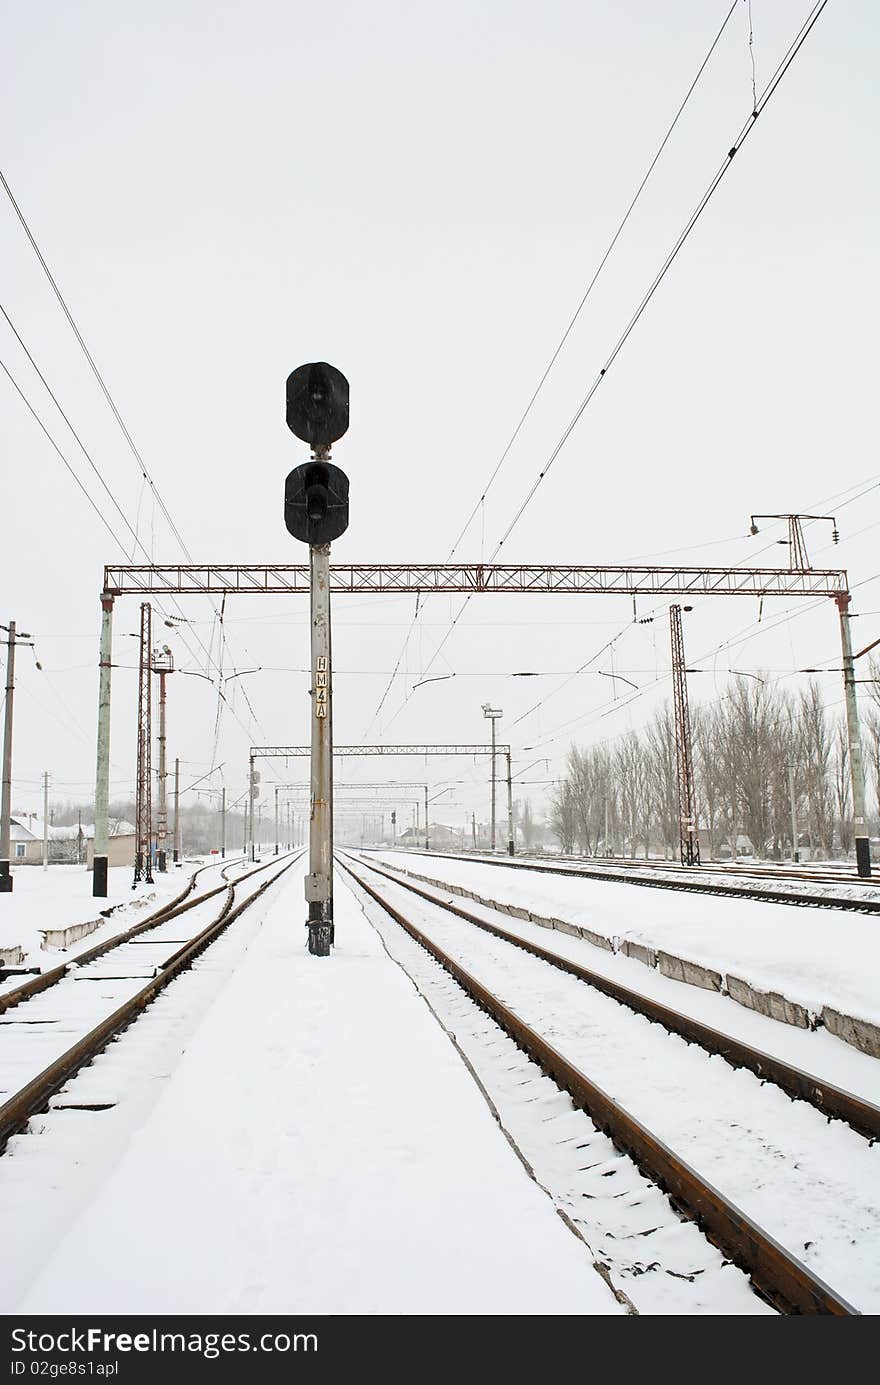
[305, 874, 333, 956]
[157, 850, 167, 873]
[92, 855, 108, 897]
[856, 836, 872, 879]
[0, 861, 11, 893]
[307, 901, 334, 956]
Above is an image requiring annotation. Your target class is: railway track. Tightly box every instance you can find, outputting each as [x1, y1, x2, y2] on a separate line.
[400, 848, 880, 915]
[0, 852, 255, 1015]
[0, 850, 302, 1156]
[495, 852, 868, 887]
[355, 854, 880, 1141]
[340, 851, 871, 1315]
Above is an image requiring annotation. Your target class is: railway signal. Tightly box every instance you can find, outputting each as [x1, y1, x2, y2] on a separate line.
[285, 362, 351, 956]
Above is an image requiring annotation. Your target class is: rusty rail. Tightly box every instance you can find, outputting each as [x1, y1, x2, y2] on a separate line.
[0, 854, 300, 1156]
[400, 848, 880, 916]
[340, 855, 858, 1316]
[353, 855, 880, 1141]
[0, 853, 277, 1016]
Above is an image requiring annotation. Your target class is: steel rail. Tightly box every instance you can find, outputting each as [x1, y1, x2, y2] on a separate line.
[0, 853, 278, 1016]
[497, 851, 873, 888]
[339, 854, 857, 1316]
[407, 849, 880, 916]
[351, 853, 880, 1141]
[0, 854, 301, 1155]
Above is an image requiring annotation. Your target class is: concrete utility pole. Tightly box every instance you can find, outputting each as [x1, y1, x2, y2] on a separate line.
[836, 594, 872, 878]
[424, 785, 429, 850]
[173, 756, 181, 866]
[1, 621, 34, 894]
[249, 756, 258, 862]
[42, 771, 48, 872]
[274, 785, 279, 855]
[221, 785, 226, 858]
[482, 704, 502, 852]
[92, 594, 114, 897]
[506, 750, 515, 857]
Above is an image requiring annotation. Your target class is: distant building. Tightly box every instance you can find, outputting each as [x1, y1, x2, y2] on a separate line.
[9, 815, 136, 867]
[8, 816, 83, 864]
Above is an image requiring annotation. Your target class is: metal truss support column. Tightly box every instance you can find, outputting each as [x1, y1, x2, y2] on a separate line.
[670, 605, 700, 867]
[92, 595, 114, 897]
[156, 668, 168, 871]
[133, 602, 153, 886]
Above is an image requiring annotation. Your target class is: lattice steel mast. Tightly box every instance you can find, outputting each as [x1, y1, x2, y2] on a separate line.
[670, 605, 699, 867]
[133, 602, 153, 885]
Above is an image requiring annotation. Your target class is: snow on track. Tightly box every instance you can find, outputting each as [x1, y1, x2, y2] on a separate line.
[7, 859, 623, 1316]
[358, 861, 880, 1312]
[374, 851, 880, 1028]
[368, 856, 880, 1108]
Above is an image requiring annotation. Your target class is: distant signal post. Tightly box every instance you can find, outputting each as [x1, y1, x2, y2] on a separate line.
[284, 362, 350, 956]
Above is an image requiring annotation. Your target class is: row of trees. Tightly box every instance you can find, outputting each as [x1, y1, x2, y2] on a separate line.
[550, 674, 880, 861]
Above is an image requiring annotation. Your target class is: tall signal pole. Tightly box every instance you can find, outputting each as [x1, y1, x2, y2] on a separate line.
[42, 771, 49, 871]
[670, 605, 700, 867]
[133, 602, 154, 886]
[285, 361, 350, 957]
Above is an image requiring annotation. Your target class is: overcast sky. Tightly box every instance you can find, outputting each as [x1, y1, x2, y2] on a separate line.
[2, 0, 878, 832]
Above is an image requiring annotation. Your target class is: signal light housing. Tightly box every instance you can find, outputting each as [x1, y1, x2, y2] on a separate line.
[286, 362, 349, 447]
[285, 460, 350, 544]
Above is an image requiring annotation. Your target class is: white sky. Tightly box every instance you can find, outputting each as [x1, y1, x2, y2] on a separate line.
[2, 0, 878, 829]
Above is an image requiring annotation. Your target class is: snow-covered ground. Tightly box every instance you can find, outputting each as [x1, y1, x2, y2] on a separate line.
[374, 851, 880, 1027]
[358, 854, 880, 1105]
[349, 859, 880, 1311]
[0, 857, 225, 971]
[3, 858, 623, 1316]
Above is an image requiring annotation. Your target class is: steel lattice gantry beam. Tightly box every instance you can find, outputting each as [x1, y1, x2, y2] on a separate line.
[103, 562, 849, 598]
[251, 745, 510, 758]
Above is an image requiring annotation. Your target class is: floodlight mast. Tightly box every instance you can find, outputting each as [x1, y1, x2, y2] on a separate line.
[285, 363, 350, 956]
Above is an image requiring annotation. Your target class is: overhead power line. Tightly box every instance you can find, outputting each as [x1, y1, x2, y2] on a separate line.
[0, 168, 191, 561]
[0, 167, 272, 760]
[489, 0, 831, 561]
[373, 0, 832, 739]
[361, 0, 741, 741]
[446, 0, 739, 563]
